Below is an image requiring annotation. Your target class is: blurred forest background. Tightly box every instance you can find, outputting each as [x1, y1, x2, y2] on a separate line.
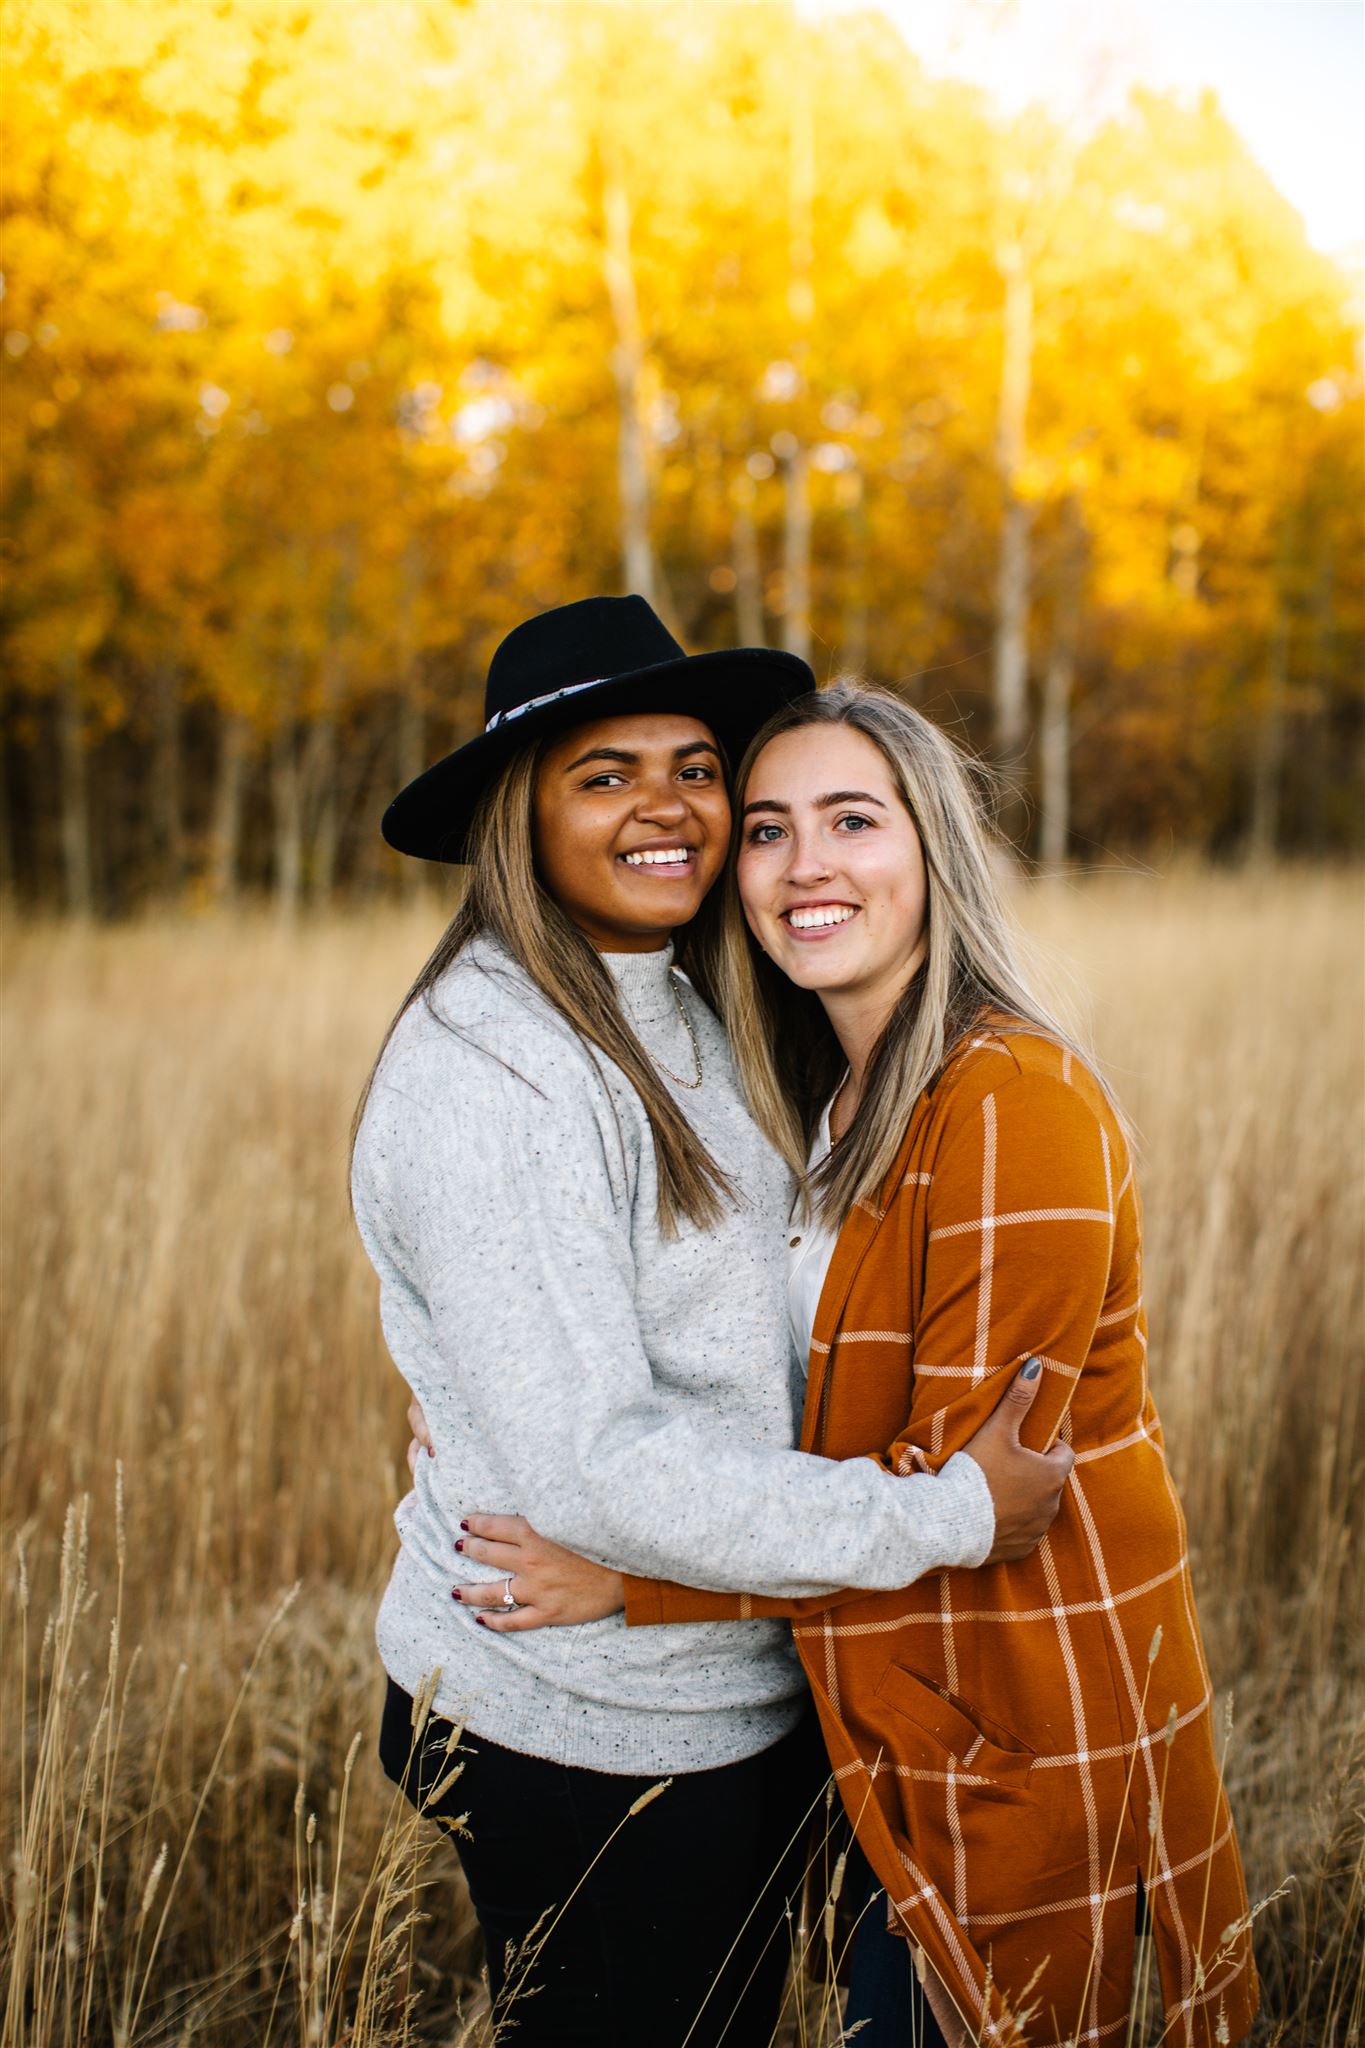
[1, 0, 1361, 912]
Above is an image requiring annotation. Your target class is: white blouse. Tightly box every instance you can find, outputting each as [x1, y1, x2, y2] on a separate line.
[786, 1098, 843, 1368]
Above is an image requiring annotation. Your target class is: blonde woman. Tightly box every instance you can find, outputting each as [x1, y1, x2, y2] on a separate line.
[446, 682, 1258, 2046]
[355, 609, 1069, 2048]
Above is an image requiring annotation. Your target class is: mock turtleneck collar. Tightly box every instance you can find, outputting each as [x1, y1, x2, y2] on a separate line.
[600, 942, 676, 1014]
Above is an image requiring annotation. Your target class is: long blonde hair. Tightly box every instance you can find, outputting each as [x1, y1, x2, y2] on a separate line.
[353, 737, 733, 1235]
[710, 680, 1107, 1226]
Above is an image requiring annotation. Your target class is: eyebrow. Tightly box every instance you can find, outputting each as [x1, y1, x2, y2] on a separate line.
[741, 788, 888, 817]
[563, 741, 721, 773]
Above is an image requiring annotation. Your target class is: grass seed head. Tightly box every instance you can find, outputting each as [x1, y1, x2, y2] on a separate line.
[627, 1777, 672, 1816]
[139, 1841, 168, 1921]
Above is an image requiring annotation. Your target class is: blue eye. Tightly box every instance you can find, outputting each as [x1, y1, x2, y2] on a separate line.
[746, 822, 785, 844]
[836, 814, 873, 832]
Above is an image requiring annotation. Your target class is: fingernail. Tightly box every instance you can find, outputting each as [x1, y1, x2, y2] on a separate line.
[451, 1589, 462, 1602]
[474, 1615, 488, 1628]
[1021, 1356, 1042, 1380]
[427, 1445, 435, 1458]
[454, 1539, 464, 1554]
[459, 1520, 470, 1532]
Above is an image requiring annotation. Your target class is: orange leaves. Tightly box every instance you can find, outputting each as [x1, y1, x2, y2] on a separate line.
[0, 0, 1358, 879]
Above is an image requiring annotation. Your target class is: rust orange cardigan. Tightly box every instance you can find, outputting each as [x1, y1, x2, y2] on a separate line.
[624, 1027, 1257, 2048]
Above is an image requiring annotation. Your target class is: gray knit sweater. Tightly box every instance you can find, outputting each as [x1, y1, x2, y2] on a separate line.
[352, 936, 994, 1773]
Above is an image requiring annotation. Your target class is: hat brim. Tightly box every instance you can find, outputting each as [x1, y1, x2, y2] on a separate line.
[382, 647, 816, 863]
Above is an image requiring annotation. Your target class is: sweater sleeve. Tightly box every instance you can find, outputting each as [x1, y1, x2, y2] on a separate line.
[355, 1039, 993, 1598]
[624, 1065, 1112, 1626]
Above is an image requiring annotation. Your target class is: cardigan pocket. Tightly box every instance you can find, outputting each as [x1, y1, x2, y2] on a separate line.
[874, 1661, 1035, 1790]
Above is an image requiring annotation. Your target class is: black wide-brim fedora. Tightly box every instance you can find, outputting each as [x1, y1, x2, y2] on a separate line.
[383, 594, 816, 862]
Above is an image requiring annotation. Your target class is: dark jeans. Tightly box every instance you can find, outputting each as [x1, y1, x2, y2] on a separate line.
[379, 1676, 826, 2048]
[843, 1842, 949, 2048]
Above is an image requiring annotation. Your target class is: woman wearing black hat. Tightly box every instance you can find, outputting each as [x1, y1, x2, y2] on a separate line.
[351, 596, 1062, 2046]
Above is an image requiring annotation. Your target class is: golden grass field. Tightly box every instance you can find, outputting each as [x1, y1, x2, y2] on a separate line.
[2, 868, 1362, 2046]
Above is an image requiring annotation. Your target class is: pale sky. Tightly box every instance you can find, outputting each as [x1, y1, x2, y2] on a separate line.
[815, 0, 1363, 262]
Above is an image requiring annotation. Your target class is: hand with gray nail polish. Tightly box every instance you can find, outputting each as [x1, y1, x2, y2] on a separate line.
[960, 1358, 1076, 1565]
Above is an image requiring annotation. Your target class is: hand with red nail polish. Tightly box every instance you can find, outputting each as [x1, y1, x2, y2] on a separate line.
[450, 1514, 625, 1632]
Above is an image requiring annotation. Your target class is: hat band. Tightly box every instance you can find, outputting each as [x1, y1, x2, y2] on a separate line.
[485, 677, 607, 733]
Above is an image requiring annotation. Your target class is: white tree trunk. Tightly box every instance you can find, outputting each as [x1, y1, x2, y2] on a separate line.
[1248, 515, 1299, 861]
[1038, 502, 1085, 867]
[209, 708, 249, 905]
[780, 442, 812, 664]
[0, 715, 11, 901]
[398, 540, 427, 900]
[992, 246, 1034, 832]
[58, 657, 94, 916]
[271, 720, 303, 921]
[841, 464, 869, 675]
[995, 495, 1032, 760]
[780, 24, 814, 667]
[730, 475, 765, 648]
[1038, 641, 1073, 867]
[602, 167, 658, 610]
[152, 660, 183, 897]
[1248, 601, 1290, 861]
[305, 714, 339, 908]
[1300, 562, 1333, 855]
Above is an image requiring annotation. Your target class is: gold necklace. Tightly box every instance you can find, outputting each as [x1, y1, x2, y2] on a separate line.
[649, 969, 704, 1090]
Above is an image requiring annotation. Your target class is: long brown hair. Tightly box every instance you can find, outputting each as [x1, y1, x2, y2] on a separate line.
[711, 680, 1114, 1227]
[353, 736, 734, 1235]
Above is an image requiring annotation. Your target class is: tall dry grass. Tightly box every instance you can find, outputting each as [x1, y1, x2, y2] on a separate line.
[2, 867, 1362, 2044]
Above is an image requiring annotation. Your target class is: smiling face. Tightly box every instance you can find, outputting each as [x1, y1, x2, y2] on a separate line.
[533, 712, 730, 952]
[737, 722, 929, 1011]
